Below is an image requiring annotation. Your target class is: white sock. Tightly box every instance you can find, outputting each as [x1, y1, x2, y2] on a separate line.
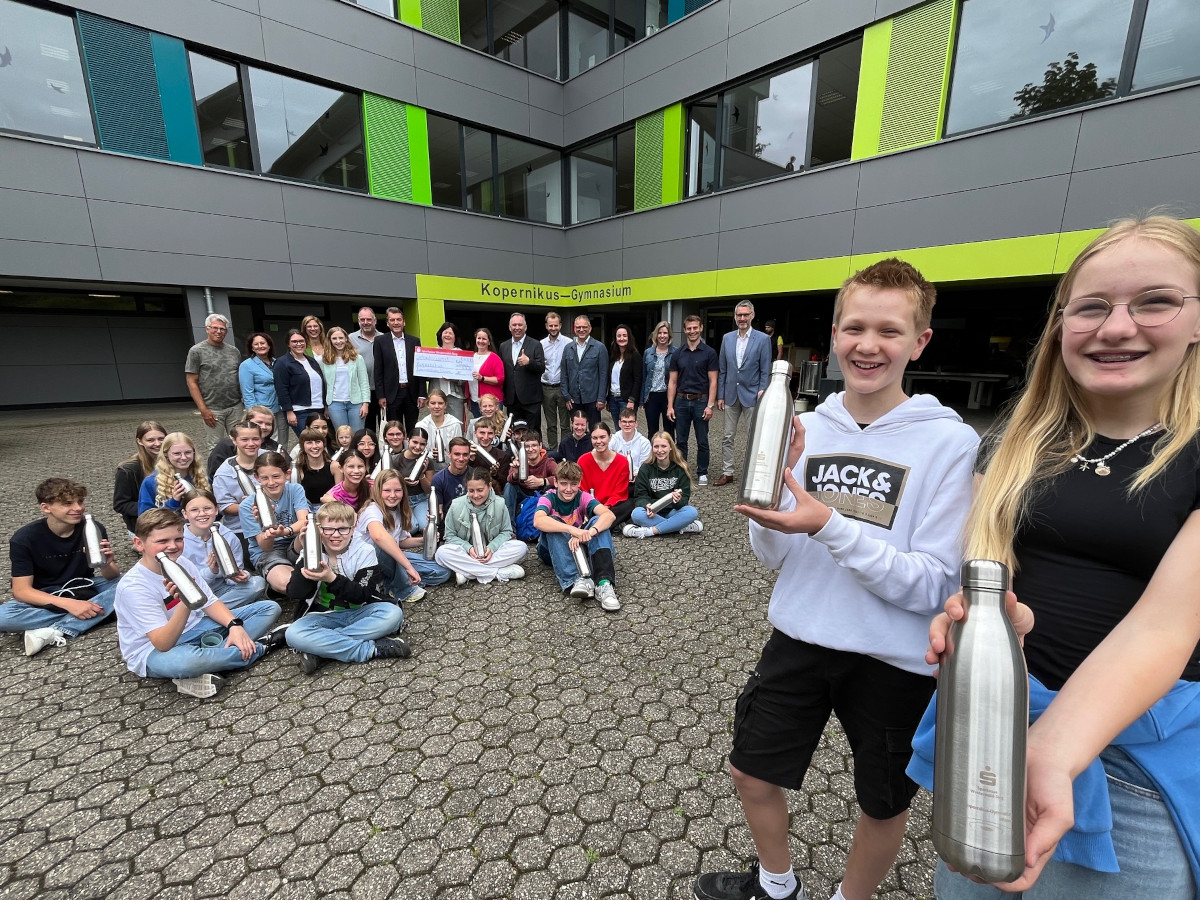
[758, 863, 797, 899]
[830, 884, 847, 900]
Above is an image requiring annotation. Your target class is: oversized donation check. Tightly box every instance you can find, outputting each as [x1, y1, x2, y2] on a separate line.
[413, 347, 475, 380]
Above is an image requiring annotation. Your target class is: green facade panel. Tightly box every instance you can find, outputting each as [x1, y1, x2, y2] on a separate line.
[363, 94, 432, 205]
[876, 0, 957, 153]
[420, 0, 460, 41]
[633, 110, 665, 211]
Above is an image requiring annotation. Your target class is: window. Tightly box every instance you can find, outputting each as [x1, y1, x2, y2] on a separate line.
[189, 52, 252, 170]
[614, 128, 634, 214]
[0, 0, 94, 143]
[946, 0, 1135, 134]
[567, 1, 610, 77]
[428, 113, 464, 207]
[493, 0, 561, 79]
[720, 63, 814, 189]
[570, 129, 635, 223]
[464, 126, 495, 212]
[686, 94, 718, 196]
[1132, 0, 1200, 91]
[351, 0, 394, 13]
[810, 36, 861, 166]
[497, 135, 562, 223]
[247, 68, 367, 190]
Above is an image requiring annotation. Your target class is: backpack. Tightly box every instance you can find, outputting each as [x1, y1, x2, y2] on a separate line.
[514, 493, 541, 542]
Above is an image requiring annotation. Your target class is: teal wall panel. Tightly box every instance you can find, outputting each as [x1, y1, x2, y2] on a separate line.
[150, 34, 203, 166]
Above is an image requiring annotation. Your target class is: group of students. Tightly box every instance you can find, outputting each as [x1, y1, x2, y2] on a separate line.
[4, 215, 1199, 900]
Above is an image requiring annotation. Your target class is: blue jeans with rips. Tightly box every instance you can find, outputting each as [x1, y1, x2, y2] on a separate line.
[285, 603, 404, 663]
[143, 599, 281, 679]
[536, 517, 615, 589]
[672, 396, 710, 475]
[0, 575, 120, 638]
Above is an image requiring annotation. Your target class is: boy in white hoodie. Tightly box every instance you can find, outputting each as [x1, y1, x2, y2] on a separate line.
[694, 259, 979, 900]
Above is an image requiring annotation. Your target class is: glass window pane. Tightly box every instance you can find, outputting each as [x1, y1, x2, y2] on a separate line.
[497, 135, 562, 224]
[0, 0, 94, 143]
[1132, 0, 1200, 91]
[493, 0, 561, 79]
[568, 3, 611, 77]
[615, 128, 635, 214]
[352, 0, 394, 13]
[720, 63, 813, 189]
[570, 138, 613, 223]
[946, 0, 1134, 134]
[459, 0, 490, 53]
[464, 127, 495, 212]
[189, 52, 252, 170]
[247, 68, 367, 189]
[686, 95, 718, 197]
[810, 38, 861, 167]
[428, 113, 463, 208]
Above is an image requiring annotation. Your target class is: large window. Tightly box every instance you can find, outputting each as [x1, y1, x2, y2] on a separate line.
[428, 113, 464, 208]
[568, 128, 633, 223]
[0, 0, 94, 144]
[686, 94, 718, 197]
[810, 37, 861, 167]
[567, 1, 610, 77]
[1132, 0, 1200, 91]
[497, 134, 562, 224]
[246, 68, 367, 190]
[189, 52, 252, 170]
[464, 126, 495, 212]
[350, 0, 394, 13]
[461, 0, 561, 79]
[946, 0, 1134, 134]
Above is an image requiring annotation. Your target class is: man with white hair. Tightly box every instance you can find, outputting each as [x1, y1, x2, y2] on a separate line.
[185, 313, 243, 450]
[349, 306, 382, 427]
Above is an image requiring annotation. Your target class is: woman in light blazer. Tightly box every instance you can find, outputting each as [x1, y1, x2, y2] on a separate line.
[239, 331, 286, 451]
[319, 326, 370, 433]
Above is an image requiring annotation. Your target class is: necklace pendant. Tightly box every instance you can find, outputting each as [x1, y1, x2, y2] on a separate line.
[1095, 464, 1111, 476]
[1078, 462, 1089, 472]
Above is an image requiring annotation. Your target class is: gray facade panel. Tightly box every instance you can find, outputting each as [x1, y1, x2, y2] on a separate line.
[726, 0, 806, 34]
[858, 116, 1081, 207]
[726, 0, 873, 84]
[0, 238, 103, 282]
[532, 227, 567, 259]
[851, 176, 1073, 254]
[622, 234, 719, 279]
[719, 165, 860, 230]
[563, 57, 624, 115]
[1061, 153, 1200, 231]
[532, 255, 569, 285]
[280, 185, 427, 240]
[69, 0, 268, 61]
[0, 191, 96, 246]
[874, 0, 925, 17]
[622, 43, 729, 123]
[87, 199, 292, 261]
[117, 362, 193, 399]
[622, 200, 720, 247]
[563, 92, 626, 146]
[621, 4, 729, 87]
[414, 69, 531, 137]
[529, 107, 566, 148]
[285, 224, 429, 273]
[78, 153, 287, 221]
[96, 248, 295, 290]
[717, 210, 857, 269]
[412, 35, 530, 104]
[291, 264, 417, 298]
[569, 250, 625, 285]
[259, 0, 415, 65]
[0, 364, 122, 405]
[424, 210, 536, 255]
[0, 140, 85, 196]
[1073, 87, 1200, 171]
[426, 243, 535, 282]
[528, 75, 564, 116]
[564, 219, 624, 256]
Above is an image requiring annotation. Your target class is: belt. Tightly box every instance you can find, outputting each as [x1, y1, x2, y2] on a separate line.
[680, 392, 705, 400]
[542, 382, 560, 387]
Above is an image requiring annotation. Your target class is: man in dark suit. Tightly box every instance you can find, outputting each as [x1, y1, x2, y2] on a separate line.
[500, 311, 545, 428]
[562, 313, 609, 429]
[373, 306, 426, 434]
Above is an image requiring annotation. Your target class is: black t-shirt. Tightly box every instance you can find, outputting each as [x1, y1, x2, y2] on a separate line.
[9, 518, 109, 600]
[298, 464, 335, 505]
[1010, 433, 1200, 690]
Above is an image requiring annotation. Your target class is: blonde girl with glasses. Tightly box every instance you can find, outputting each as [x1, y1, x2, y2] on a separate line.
[139, 433, 210, 514]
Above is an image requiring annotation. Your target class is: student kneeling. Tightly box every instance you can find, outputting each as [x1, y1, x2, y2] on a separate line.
[283, 501, 411, 675]
[435, 468, 528, 585]
[115, 509, 283, 699]
[533, 461, 620, 612]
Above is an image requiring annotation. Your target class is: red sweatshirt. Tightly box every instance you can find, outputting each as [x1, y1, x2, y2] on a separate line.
[579, 452, 630, 506]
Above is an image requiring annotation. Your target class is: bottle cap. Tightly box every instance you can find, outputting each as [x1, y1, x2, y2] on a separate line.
[961, 559, 1010, 592]
[770, 360, 793, 377]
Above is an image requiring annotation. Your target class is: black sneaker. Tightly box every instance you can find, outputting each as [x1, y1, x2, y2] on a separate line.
[373, 637, 412, 660]
[694, 860, 806, 900]
[258, 624, 289, 653]
[299, 651, 324, 675]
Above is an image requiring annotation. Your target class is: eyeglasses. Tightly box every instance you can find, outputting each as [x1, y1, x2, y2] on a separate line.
[318, 526, 352, 536]
[1060, 289, 1199, 333]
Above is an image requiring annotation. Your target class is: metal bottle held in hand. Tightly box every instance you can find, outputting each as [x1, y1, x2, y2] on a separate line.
[83, 513, 106, 567]
[469, 512, 488, 557]
[156, 553, 208, 610]
[499, 414, 513, 443]
[235, 467, 256, 497]
[517, 443, 528, 482]
[932, 559, 1028, 883]
[572, 542, 592, 578]
[737, 360, 795, 509]
[471, 441, 498, 468]
[302, 516, 322, 570]
[175, 475, 196, 495]
[647, 492, 675, 515]
[211, 529, 240, 577]
[423, 490, 439, 560]
[253, 485, 278, 530]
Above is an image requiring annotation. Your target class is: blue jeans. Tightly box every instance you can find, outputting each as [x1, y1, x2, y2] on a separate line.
[503, 482, 536, 525]
[211, 575, 267, 610]
[376, 549, 452, 599]
[536, 517, 615, 589]
[631, 504, 699, 534]
[0, 575, 119, 638]
[144, 599, 281, 679]
[643, 391, 673, 441]
[673, 396, 710, 475]
[328, 400, 365, 433]
[608, 398, 637, 427]
[409, 493, 428, 533]
[285, 603, 404, 663]
[934, 747, 1194, 900]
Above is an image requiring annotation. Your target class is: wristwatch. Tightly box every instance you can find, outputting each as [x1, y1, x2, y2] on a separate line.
[227, 618, 245, 630]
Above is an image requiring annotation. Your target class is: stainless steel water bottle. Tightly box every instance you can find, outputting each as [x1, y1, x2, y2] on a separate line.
[235, 467, 256, 496]
[291, 458, 301, 482]
[253, 485, 277, 530]
[737, 360, 795, 508]
[647, 492, 675, 515]
[499, 414, 513, 443]
[624, 449, 636, 482]
[423, 491, 439, 560]
[211, 529, 240, 577]
[176, 475, 196, 495]
[471, 440, 498, 468]
[302, 516, 322, 570]
[157, 553, 208, 610]
[932, 559, 1028, 883]
[409, 443, 431, 481]
[572, 542, 592, 578]
[517, 443, 528, 482]
[379, 445, 392, 472]
[470, 511, 487, 557]
[83, 514, 105, 567]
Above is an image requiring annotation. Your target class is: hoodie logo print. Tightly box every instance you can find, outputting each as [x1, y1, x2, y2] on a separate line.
[804, 454, 911, 529]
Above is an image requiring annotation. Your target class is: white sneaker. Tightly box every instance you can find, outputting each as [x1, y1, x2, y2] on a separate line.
[681, 520, 704, 534]
[24, 627, 67, 657]
[404, 586, 427, 602]
[698, 474, 708, 486]
[568, 578, 595, 600]
[596, 582, 621, 612]
[622, 524, 651, 539]
[497, 565, 525, 581]
[455, 571, 469, 586]
[172, 674, 226, 699]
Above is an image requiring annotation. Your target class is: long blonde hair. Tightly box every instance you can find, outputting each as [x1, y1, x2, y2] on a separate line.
[968, 215, 1200, 568]
[153, 433, 210, 507]
[650, 430, 691, 479]
[321, 326, 359, 365]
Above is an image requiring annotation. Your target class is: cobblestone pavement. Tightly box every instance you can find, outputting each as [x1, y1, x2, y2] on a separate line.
[0, 401, 979, 900]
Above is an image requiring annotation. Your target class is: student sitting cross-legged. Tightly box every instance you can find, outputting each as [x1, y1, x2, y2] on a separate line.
[435, 468, 529, 585]
[239, 451, 312, 595]
[115, 508, 283, 699]
[283, 501, 411, 676]
[356, 470, 452, 602]
[0, 478, 122, 656]
[503, 429, 557, 525]
[623, 431, 704, 538]
[533, 461, 621, 611]
[180, 489, 267, 610]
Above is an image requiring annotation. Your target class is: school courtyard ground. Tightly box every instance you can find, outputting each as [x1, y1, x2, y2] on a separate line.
[0, 400, 992, 900]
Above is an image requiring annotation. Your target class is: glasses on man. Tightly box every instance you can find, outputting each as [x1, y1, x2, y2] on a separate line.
[318, 526, 352, 536]
[1060, 289, 1199, 333]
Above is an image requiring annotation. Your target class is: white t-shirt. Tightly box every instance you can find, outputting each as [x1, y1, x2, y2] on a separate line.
[610, 359, 623, 395]
[356, 503, 411, 547]
[116, 556, 218, 677]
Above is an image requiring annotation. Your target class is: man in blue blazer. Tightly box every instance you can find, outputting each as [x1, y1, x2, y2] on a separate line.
[714, 300, 773, 485]
[561, 313, 608, 428]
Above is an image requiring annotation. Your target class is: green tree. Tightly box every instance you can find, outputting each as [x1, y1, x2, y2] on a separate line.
[1011, 52, 1117, 118]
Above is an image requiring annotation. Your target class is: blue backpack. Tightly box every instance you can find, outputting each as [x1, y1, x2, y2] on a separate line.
[514, 493, 541, 541]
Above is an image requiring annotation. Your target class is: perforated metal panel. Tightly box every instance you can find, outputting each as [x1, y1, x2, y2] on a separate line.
[877, 0, 955, 153]
[78, 13, 170, 160]
[683, 0, 713, 13]
[420, 0, 460, 41]
[364, 93, 414, 202]
[633, 111, 665, 211]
